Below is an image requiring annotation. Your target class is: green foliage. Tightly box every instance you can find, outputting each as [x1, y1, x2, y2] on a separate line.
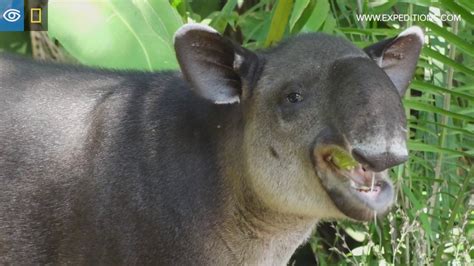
[48, 0, 182, 71]
[2, 0, 472, 264]
[265, 0, 294, 46]
[0, 32, 31, 54]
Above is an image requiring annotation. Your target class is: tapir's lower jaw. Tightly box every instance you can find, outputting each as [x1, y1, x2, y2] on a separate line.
[312, 145, 395, 221]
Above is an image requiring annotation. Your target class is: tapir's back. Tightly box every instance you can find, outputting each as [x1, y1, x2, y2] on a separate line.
[0, 53, 171, 180]
[0, 54, 130, 263]
[0, 54, 226, 264]
[1, 54, 107, 178]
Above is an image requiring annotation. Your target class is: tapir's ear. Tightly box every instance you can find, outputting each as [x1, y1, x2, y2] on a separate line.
[174, 23, 259, 104]
[364, 26, 424, 96]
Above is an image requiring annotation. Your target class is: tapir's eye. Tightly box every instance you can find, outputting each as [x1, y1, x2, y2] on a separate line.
[287, 92, 303, 103]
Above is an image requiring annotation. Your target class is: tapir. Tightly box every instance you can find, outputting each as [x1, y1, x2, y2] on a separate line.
[0, 24, 423, 265]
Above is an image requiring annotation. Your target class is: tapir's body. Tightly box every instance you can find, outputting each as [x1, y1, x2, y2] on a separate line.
[0, 24, 423, 265]
[0, 54, 229, 264]
[0, 53, 312, 265]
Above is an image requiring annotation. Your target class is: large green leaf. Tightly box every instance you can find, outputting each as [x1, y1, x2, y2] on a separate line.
[290, 0, 310, 26]
[48, 0, 183, 71]
[301, 0, 330, 33]
[264, 0, 294, 47]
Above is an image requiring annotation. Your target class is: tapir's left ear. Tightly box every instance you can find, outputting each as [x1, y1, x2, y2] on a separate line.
[364, 26, 424, 96]
[174, 23, 260, 104]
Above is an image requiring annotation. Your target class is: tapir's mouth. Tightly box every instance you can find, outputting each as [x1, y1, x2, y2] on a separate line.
[312, 145, 394, 221]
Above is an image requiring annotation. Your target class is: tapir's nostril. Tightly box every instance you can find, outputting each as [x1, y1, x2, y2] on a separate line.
[352, 148, 408, 172]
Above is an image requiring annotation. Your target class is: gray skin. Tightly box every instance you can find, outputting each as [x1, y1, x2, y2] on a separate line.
[0, 24, 423, 265]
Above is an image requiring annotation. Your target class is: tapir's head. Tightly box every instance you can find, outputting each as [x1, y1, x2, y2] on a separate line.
[174, 24, 423, 221]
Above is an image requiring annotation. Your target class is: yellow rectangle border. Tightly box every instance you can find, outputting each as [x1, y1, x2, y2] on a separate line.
[30, 8, 42, 24]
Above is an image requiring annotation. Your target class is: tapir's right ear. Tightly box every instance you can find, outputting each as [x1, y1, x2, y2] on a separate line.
[364, 26, 424, 96]
[174, 23, 259, 104]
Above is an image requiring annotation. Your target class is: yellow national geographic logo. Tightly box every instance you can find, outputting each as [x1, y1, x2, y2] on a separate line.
[30, 7, 41, 24]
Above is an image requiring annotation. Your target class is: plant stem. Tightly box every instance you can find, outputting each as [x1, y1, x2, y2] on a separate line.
[403, 5, 414, 264]
[430, 19, 458, 264]
[431, 19, 458, 210]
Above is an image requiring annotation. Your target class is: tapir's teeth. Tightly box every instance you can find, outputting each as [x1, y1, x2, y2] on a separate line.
[354, 185, 371, 191]
[351, 181, 381, 193]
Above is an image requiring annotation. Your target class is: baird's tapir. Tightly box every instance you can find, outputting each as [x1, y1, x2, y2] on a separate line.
[0, 24, 423, 265]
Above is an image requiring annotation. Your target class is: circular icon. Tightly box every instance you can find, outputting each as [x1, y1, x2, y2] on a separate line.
[2, 8, 22, 23]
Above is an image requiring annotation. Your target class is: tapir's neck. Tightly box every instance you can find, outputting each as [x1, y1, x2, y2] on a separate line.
[215, 185, 317, 265]
[212, 118, 317, 265]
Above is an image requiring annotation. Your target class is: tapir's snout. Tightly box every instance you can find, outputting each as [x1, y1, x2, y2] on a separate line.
[327, 57, 410, 173]
[313, 127, 409, 173]
[352, 144, 408, 172]
[342, 99, 409, 172]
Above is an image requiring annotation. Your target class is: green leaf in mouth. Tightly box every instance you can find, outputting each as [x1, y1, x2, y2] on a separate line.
[330, 147, 358, 171]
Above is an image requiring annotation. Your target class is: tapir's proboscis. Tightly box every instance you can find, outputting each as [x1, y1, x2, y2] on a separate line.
[0, 24, 423, 265]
